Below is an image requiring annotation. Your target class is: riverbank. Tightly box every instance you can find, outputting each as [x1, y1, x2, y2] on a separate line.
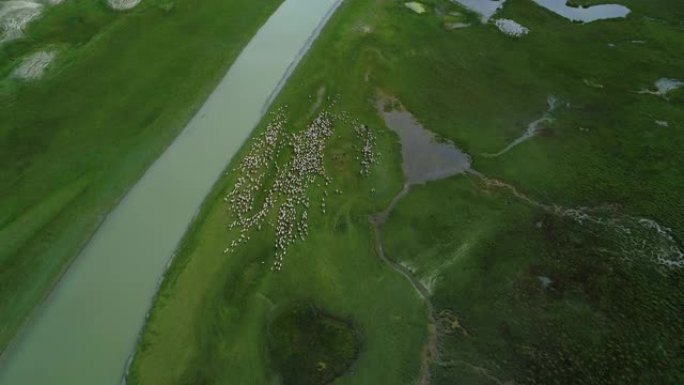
[0, 1, 351, 384]
[0, 0, 283, 352]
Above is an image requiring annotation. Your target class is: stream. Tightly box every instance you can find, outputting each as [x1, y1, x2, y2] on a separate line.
[371, 93, 472, 384]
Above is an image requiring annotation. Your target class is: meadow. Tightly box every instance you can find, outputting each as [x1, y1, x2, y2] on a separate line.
[0, 0, 283, 350]
[131, 0, 684, 383]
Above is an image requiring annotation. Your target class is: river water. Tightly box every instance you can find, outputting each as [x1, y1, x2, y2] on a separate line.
[0, 0, 341, 383]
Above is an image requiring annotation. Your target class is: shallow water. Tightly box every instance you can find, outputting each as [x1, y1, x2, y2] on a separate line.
[654, 78, 684, 95]
[377, 96, 470, 185]
[638, 78, 684, 97]
[0, 0, 341, 384]
[451, 0, 506, 22]
[531, 0, 629, 22]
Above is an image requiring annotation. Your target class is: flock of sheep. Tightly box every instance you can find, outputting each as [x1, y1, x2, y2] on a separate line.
[224, 107, 378, 271]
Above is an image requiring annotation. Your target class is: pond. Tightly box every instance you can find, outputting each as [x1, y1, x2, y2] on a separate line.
[451, 0, 629, 23]
[531, 0, 629, 22]
[377, 94, 471, 185]
[451, 0, 506, 22]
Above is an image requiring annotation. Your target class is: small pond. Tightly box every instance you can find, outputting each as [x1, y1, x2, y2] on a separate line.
[531, 0, 629, 22]
[451, 0, 506, 22]
[377, 94, 471, 185]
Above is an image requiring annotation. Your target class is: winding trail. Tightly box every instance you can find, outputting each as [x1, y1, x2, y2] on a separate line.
[370, 93, 471, 384]
[369, 184, 439, 385]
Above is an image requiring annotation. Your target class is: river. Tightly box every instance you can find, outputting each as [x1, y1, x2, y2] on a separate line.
[0, 0, 341, 383]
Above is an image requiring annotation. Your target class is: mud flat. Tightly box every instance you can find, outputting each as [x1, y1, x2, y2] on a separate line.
[0, 0, 342, 384]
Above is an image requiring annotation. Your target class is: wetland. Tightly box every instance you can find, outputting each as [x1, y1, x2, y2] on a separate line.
[1, 0, 684, 384]
[130, 0, 684, 383]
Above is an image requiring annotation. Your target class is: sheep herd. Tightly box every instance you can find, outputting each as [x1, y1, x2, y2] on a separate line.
[224, 107, 377, 271]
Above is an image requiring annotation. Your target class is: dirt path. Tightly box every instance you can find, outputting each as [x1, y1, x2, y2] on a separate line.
[369, 184, 439, 385]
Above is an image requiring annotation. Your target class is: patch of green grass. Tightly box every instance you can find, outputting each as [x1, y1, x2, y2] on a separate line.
[384, 176, 684, 384]
[0, 0, 283, 350]
[267, 303, 361, 385]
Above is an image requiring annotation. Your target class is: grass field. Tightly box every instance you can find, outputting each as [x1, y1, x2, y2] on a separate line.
[0, 0, 283, 350]
[131, 0, 684, 383]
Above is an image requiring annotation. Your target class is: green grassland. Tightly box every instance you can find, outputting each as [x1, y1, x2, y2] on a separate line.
[131, 0, 684, 384]
[0, 0, 283, 350]
[384, 176, 684, 384]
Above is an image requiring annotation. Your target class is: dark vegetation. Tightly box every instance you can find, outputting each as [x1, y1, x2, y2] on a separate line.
[268, 303, 361, 385]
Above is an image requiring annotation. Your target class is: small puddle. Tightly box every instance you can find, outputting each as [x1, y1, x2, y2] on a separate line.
[531, 0, 630, 22]
[451, 0, 507, 22]
[376, 94, 471, 185]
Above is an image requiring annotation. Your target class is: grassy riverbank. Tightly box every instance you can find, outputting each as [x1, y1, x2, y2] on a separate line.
[0, 0, 283, 350]
[132, 0, 684, 383]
